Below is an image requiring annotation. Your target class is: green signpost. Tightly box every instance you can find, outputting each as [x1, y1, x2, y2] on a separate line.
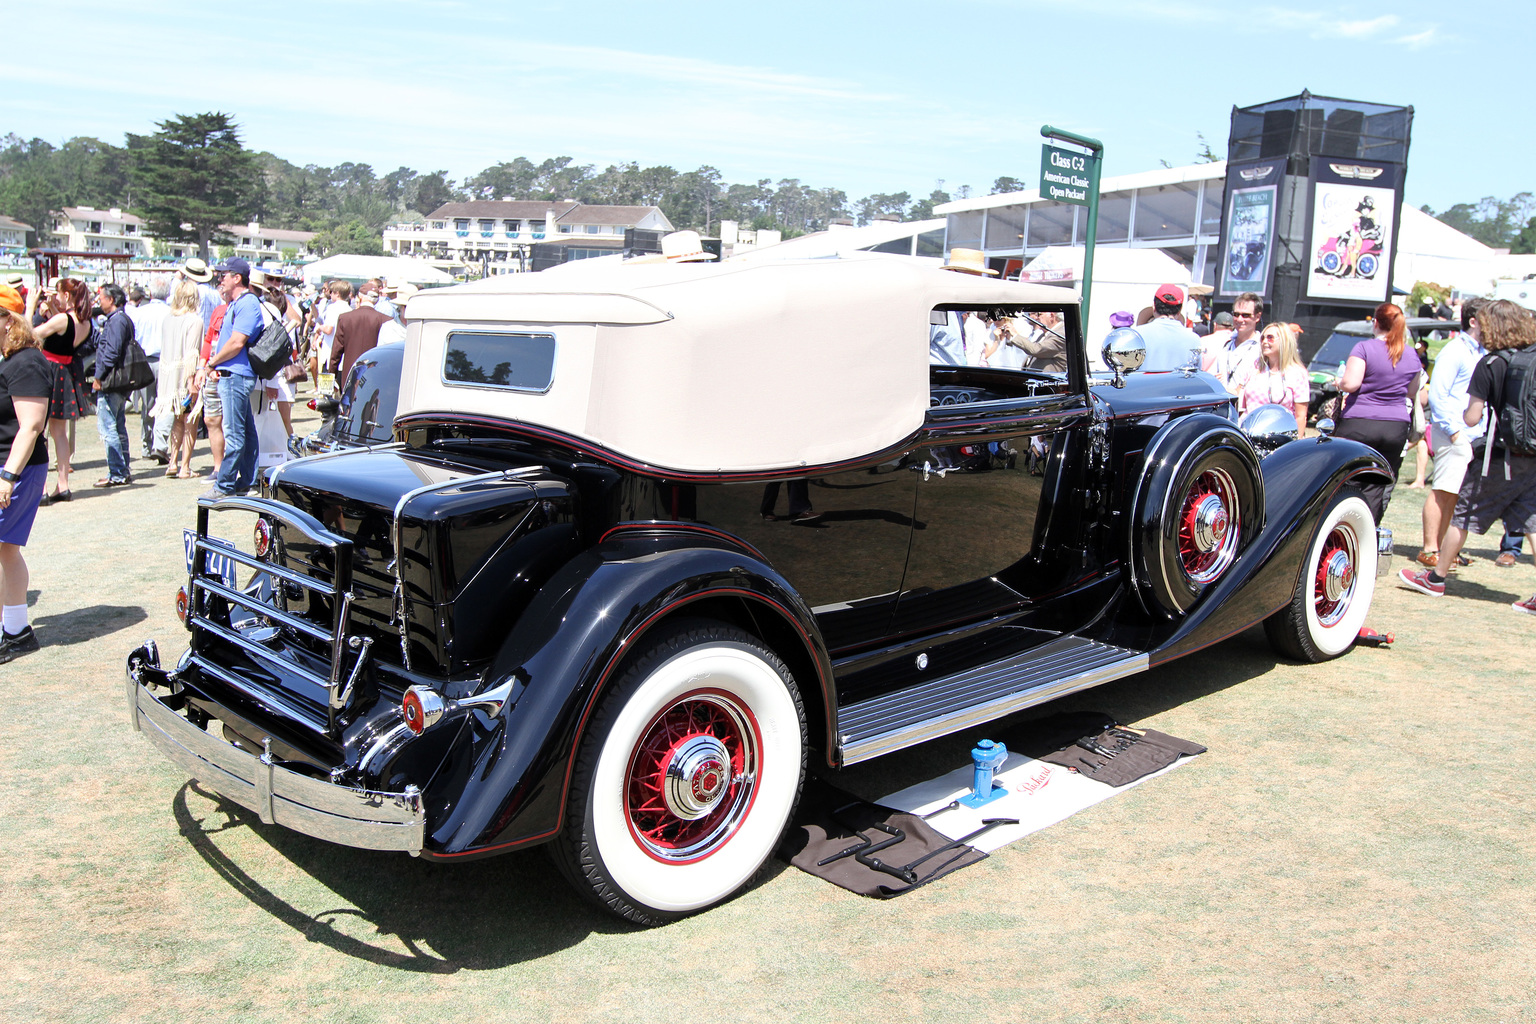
[1039, 127, 1103, 331]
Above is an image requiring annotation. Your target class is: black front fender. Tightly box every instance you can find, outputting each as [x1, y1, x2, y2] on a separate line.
[417, 529, 832, 860]
[1147, 434, 1390, 663]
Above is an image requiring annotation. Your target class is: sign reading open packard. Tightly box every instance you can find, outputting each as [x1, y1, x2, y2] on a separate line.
[1039, 144, 1099, 208]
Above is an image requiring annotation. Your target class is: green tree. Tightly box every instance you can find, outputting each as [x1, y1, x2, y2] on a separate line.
[313, 218, 383, 257]
[991, 176, 1025, 195]
[129, 112, 258, 259]
[1513, 215, 1536, 256]
[1195, 132, 1221, 163]
[413, 170, 462, 215]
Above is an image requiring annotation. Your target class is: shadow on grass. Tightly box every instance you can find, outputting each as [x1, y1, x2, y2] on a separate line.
[173, 782, 631, 972]
[32, 604, 148, 646]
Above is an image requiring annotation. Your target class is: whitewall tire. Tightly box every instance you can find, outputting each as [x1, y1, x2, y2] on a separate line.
[1266, 490, 1376, 662]
[552, 621, 805, 925]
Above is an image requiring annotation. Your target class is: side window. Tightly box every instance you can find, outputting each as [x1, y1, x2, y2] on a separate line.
[443, 331, 556, 392]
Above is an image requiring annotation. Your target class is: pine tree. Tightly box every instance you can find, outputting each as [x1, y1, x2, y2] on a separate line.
[129, 112, 257, 259]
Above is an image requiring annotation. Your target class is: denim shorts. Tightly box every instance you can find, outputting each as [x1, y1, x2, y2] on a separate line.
[0, 463, 47, 546]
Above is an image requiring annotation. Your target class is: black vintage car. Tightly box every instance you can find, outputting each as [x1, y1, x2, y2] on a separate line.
[127, 255, 1391, 925]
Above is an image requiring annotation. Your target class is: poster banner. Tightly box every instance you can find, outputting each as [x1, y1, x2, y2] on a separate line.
[1218, 159, 1283, 298]
[1304, 158, 1402, 304]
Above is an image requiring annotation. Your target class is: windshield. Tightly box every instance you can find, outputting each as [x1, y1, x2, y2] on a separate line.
[335, 343, 403, 444]
[1308, 330, 1365, 373]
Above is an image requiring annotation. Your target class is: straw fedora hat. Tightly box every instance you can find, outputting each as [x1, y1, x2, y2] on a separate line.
[181, 257, 214, 283]
[660, 230, 717, 262]
[940, 248, 998, 276]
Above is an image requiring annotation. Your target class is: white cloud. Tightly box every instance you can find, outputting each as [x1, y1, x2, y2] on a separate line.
[1394, 28, 1438, 49]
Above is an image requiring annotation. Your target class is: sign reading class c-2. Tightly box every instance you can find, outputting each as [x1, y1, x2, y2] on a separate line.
[1039, 143, 1099, 207]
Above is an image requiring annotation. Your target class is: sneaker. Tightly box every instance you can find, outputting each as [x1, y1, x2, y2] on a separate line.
[0, 625, 39, 665]
[198, 486, 231, 502]
[93, 476, 131, 488]
[1513, 595, 1536, 615]
[1398, 568, 1445, 596]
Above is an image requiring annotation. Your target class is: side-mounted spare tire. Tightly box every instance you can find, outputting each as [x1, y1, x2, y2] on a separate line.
[1265, 486, 1377, 662]
[551, 619, 806, 926]
[1131, 415, 1263, 618]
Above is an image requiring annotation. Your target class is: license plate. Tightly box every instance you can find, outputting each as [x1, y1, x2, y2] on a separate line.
[184, 528, 240, 590]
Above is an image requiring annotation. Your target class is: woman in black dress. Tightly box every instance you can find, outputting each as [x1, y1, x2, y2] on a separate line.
[30, 278, 92, 502]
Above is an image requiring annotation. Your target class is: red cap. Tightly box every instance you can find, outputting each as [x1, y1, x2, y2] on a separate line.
[1155, 283, 1184, 306]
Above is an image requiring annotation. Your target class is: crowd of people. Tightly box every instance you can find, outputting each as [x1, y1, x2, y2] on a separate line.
[0, 258, 415, 664]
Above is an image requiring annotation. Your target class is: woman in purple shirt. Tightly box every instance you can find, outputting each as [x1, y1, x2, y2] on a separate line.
[1336, 302, 1423, 521]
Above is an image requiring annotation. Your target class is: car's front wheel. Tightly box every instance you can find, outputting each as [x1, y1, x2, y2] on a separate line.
[1265, 488, 1377, 661]
[552, 620, 806, 926]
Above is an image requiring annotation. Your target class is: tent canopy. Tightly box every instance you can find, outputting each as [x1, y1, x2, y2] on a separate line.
[301, 254, 456, 287]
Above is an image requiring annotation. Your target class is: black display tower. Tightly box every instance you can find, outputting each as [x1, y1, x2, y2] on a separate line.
[1216, 91, 1413, 358]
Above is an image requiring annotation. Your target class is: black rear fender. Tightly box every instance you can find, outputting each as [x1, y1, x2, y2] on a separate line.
[418, 530, 831, 860]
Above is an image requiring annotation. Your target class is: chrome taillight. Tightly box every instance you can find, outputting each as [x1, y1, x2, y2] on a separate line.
[253, 517, 273, 558]
[401, 686, 445, 736]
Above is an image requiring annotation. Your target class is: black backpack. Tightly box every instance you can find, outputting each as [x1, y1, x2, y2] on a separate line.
[1495, 347, 1536, 456]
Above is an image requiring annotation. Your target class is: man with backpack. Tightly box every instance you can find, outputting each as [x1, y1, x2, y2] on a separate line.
[1399, 299, 1536, 611]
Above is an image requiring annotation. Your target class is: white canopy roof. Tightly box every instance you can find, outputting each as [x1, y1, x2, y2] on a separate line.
[400, 253, 1077, 474]
[729, 218, 946, 263]
[301, 254, 457, 287]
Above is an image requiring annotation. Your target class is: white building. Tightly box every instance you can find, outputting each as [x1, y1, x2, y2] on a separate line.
[217, 222, 317, 263]
[49, 206, 150, 256]
[0, 215, 28, 253]
[383, 200, 674, 273]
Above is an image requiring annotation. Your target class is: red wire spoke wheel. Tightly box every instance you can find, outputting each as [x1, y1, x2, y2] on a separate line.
[624, 690, 760, 863]
[1176, 467, 1240, 584]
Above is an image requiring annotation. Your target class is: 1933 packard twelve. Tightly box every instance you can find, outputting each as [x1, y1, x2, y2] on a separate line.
[126, 254, 1391, 924]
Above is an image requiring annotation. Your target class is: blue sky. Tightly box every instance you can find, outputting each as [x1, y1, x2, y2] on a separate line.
[6, 0, 1529, 214]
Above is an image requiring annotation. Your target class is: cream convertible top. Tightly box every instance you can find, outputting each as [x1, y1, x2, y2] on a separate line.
[401, 254, 1077, 474]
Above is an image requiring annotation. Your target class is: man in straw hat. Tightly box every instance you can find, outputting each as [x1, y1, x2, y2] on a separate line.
[929, 248, 998, 365]
[178, 257, 221, 331]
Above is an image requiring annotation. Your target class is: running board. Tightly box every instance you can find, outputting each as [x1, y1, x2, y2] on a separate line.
[835, 636, 1148, 765]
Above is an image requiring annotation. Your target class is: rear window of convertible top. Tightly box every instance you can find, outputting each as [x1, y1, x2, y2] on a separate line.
[443, 331, 556, 391]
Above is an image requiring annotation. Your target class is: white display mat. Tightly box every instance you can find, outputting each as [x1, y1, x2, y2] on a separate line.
[878, 751, 1197, 854]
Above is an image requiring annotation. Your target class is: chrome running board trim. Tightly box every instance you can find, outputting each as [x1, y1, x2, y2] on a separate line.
[835, 635, 1148, 765]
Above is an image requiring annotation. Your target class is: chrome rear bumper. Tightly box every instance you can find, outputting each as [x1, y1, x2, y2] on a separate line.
[126, 643, 424, 855]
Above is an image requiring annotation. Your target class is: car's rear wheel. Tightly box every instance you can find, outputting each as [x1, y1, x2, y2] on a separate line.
[1265, 488, 1377, 662]
[551, 620, 805, 926]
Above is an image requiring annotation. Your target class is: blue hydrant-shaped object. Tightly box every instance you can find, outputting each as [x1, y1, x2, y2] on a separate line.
[959, 738, 1009, 808]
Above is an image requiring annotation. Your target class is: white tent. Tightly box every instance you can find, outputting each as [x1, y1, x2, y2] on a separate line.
[1392, 205, 1503, 296]
[300, 254, 457, 287]
[1023, 246, 1192, 351]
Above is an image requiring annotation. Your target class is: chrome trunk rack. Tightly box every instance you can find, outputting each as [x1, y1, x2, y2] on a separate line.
[189, 494, 362, 734]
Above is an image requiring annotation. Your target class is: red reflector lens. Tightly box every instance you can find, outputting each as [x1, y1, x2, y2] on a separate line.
[175, 587, 189, 624]
[402, 690, 425, 735]
[306, 399, 317, 410]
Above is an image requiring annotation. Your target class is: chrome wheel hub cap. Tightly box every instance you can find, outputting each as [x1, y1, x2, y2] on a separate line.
[1191, 495, 1230, 554]
[663, 735, 731, 821]
[1323, 549, 1355, 602]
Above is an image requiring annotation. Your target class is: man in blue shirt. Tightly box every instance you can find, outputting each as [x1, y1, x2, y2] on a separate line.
[1135, 284, 1202, 372]
[196, 258, 263, 498]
